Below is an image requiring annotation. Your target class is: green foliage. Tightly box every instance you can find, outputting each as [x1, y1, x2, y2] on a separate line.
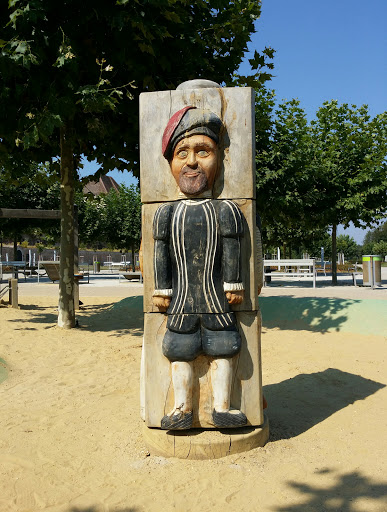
[0, 162, 60, 242]
[363, 221, 387, 245]
[301, 231, 332, 260]
[255, 90, 320, 249]
[336, 235, 361, 261]
[78, 184, 141, 251]
[311, 101, 387, 229]
[372, 241, 387, 258]
[0, 0, 269, 178]
[255, 93, 387, 282]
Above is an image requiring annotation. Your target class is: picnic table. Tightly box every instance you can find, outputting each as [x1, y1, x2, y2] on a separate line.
[263, 259, 317, 288]
[0, 261, 27, 281]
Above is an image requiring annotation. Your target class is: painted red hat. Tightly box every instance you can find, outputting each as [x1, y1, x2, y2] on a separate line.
[162, 106, 195, 158]
[162, 106, 222, 159]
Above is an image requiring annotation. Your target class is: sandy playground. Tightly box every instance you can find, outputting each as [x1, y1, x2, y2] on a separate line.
[0, 273, 387, 512]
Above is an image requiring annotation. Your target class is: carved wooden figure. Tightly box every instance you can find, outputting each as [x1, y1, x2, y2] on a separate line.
[141, 81, 265, 434]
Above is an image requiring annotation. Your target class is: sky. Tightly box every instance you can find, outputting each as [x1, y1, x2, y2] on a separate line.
[82, 0, 387, 244]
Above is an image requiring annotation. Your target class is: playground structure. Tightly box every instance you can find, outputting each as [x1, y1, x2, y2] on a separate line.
[0, 207, 81, 309]
[0, 278, 18, 308]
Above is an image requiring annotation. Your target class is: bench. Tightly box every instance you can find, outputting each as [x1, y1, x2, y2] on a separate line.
[38, 261, 89, 284]
[119, 271, 143, 283]
[264, 259, 317, 288]
[41, 262, 60, 282]
[348, 263, 362, 286]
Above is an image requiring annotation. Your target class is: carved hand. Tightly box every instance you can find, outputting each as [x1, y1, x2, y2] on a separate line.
[152, 295, 171, 311]
[226, 290, 244, 305]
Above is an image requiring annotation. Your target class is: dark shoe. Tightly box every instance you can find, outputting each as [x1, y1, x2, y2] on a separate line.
[161, 410, 193, 430]
[212, 409, 247, 428]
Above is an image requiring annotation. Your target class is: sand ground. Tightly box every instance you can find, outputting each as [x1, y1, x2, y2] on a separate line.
[0, 272, 386, 512]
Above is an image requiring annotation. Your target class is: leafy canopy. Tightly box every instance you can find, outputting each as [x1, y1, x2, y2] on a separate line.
[0, 0, 271, 178]
[78, 184, 141, 251]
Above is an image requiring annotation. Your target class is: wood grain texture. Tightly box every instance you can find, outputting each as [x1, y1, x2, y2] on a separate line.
[144, 310, 264, 428]
[142, 415, 269, 459]
[139, 87, 255, 203]
[142, 199, 259, 313]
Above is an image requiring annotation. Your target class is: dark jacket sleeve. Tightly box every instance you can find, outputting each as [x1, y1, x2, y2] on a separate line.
[219, 200, 244, 290]
[153, 203, 173, 295]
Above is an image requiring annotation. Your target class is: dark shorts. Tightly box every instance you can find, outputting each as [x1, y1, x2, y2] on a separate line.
[162, 325, 241, 362]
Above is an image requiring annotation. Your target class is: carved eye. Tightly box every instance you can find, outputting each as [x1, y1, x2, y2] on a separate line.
[177, 150, 188, 158]
[197, 150, 209, 157]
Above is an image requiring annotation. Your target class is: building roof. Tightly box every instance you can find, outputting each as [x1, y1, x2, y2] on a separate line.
[83, 176, 120, 196]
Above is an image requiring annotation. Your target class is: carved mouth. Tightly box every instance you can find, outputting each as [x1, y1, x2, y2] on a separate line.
[183, 171, 200, 178]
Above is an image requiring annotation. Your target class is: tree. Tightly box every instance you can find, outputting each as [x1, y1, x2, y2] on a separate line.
[372, 241, 387, 259]
[255, 91, 320, 256]
[103, 185, 141, 256]
[336, 235, 361, 262]
[255, 95, 387, 284]
[311, 101, 387, 283]
[76, 193, 107, 250]
[1, 0, 272, 327]
[78, 184, 141, 256]
[363, 221, 387, 245]
[0, 163, 60, 258]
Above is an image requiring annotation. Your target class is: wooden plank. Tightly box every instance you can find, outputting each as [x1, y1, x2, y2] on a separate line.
[144, 310, 264, 428]
[139, 87, 255, 203]
[9, 279, 18, 309]
[0, 209, 61, 219]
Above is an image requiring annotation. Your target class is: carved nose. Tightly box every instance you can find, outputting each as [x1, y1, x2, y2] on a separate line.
[187, 151, 197, 168]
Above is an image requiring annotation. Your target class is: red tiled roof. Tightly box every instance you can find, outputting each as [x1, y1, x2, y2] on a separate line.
[83, 176, 120, 196]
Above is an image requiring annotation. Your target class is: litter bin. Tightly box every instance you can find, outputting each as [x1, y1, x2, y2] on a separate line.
[362, 255, 382, 287]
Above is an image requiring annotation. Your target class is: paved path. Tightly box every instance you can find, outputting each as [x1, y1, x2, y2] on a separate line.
[2, 267, 387, 301]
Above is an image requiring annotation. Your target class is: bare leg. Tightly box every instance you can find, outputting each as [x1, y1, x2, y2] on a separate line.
[211, 357, 232, 412]
[171, 360, 193, 413]
[211, 357, 247, 427]
[161, 360, 193, 430]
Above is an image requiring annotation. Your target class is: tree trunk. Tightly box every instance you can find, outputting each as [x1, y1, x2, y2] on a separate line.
[58, 125, 75, 328]
[331, 223, 337, 285]
[13, 235, 17, 260]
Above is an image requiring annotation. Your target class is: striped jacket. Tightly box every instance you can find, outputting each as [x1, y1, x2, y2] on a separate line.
[153, 198, 244, 333]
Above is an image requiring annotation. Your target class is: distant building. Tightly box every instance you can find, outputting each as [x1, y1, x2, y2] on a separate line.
[82, 176, 120, 197]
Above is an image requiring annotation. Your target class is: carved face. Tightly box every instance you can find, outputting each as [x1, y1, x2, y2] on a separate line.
[170, 135, 218, 195]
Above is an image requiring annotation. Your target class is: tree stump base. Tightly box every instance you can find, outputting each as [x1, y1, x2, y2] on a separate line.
[142, 414, 269, 460]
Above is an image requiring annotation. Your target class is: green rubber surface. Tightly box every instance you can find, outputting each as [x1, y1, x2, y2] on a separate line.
[259, 297, 387, 336]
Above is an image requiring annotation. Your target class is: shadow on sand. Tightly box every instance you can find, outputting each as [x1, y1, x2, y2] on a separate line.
[273, 468, 387, 512]
[8, 296, 144, 337]
[260, 296, 359, 333]
[264, 368, 385, 441]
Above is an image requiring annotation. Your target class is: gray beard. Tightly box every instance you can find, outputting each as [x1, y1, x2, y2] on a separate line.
[178, 168, 208, 196]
